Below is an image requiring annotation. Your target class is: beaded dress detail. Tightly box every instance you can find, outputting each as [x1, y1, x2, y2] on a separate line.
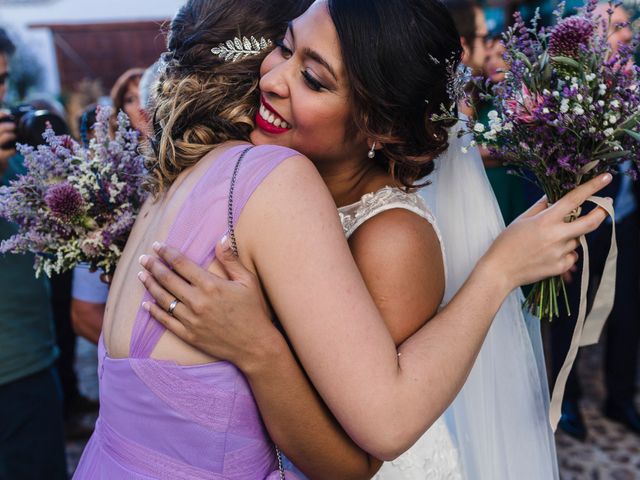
[338, 186, 463, 480]
[73, 145, 298, 479]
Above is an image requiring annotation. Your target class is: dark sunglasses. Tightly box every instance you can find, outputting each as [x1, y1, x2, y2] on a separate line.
[0, 72, 9, 86]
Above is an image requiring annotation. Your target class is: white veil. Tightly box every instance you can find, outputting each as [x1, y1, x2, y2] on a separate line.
[419, 122, 559, 479]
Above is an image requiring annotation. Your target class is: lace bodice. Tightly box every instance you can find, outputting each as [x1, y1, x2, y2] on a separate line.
[338, 186, 462, 480]
[338, 186, 437, 237]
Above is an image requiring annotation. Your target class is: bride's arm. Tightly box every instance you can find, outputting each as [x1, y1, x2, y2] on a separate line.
[143, 156, 611, 460]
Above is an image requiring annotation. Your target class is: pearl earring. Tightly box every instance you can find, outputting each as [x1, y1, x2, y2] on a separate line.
[368, 142, 376, 159]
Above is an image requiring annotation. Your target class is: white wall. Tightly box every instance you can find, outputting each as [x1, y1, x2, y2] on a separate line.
[0, 0, 184, 97]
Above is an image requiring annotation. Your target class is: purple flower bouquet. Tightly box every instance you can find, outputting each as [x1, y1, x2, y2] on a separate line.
[456, 1, 640, 320]
[0, 106, 148, 277]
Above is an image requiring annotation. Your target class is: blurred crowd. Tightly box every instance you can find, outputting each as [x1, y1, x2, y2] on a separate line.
[0, 0, 638, 478]
[0, 26, 161, 478]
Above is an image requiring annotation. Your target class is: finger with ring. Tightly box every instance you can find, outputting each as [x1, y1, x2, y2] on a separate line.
[138, 269, 184, 315]
[168, 298, 180, 316]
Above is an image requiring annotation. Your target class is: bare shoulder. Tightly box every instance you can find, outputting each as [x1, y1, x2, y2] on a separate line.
[349, 208, 443, 266]
[348, 208, 445, 344]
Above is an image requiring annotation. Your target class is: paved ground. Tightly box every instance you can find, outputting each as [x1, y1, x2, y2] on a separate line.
[66, 337, 640, 479]
[554, 339, 640, 479]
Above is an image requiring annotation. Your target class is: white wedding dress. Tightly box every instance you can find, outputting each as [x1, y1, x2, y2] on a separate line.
[338, 186, 464, 480]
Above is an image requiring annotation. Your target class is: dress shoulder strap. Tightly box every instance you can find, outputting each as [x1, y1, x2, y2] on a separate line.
[129, 144, 299, 358]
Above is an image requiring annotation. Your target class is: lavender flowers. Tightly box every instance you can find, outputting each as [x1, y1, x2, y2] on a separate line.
[449, 1, 640, 320]
[0, 106, 148, 277]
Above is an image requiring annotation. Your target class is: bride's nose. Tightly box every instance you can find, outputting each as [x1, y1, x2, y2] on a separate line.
[259, 60, 291, 100]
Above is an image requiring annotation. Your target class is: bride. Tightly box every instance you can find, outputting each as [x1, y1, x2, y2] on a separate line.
[134, 1, 611, 479]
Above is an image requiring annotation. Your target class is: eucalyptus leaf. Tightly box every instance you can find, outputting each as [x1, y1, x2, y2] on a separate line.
[579, 159, 600, 175]
[623, 129, 640, 142]
[516, 52, 533, 71]
[551, 55, 582, 72]
[617, 112, 640, 131]
[593, 150, 631, 160]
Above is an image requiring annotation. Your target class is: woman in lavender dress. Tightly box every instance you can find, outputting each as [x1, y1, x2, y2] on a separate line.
[75, 0, 611, 478]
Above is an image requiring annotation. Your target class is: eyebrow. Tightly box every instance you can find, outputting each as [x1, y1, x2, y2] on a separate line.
[288, 21, 338, 81]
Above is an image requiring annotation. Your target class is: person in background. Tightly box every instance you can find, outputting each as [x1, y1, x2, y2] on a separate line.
[0, 28, 68, 479]
[447, 0, 489, 74]
[70, 264, 107, 345]
[551, 3, 640, 440]
[445, 0, 489, 117]
[110, 68, 147, 138]
[477, 37, 528, 225]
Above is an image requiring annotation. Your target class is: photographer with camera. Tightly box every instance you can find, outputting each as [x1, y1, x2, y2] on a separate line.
[0, 28, 68, 479]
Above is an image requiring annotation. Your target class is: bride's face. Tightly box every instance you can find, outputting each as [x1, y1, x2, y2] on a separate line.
[249, 0, 365, 167]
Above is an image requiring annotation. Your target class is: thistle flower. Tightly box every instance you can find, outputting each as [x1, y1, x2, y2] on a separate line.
[505, 85, 544, 123]
[549, 17, 594, 60]
[45, 183, 85, 222]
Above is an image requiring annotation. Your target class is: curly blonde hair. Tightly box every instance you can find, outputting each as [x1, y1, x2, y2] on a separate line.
[145, 0, 311, 195]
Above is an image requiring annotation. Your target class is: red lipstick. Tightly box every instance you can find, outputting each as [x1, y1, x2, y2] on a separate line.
[255, 96, 290, 135]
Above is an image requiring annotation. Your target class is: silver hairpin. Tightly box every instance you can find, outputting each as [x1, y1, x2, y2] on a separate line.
[211, 36, 273, 63]
[428, 54, 441, 65]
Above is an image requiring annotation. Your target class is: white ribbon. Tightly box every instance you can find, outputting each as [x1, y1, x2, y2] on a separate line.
[549, 195, 617, 430]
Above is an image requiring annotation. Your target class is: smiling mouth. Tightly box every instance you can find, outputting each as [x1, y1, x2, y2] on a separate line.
[256, 97, 291, 134]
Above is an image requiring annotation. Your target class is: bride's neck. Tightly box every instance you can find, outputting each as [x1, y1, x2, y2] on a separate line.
[319, 161, 393, 208]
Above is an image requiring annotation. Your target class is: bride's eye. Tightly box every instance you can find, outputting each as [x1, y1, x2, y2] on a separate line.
[275, 39, 293, 59]
[301, 70, 325, 92]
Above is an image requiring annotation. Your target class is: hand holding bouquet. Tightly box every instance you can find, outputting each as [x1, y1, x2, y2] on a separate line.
[453, 1, 640, 320]
[0, 106, 148, 277]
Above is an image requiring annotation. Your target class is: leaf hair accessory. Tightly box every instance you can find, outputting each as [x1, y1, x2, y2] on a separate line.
[211, 36, 273, 63]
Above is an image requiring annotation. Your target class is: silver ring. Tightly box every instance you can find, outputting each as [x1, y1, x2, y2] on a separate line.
[167, 299, 180, 316]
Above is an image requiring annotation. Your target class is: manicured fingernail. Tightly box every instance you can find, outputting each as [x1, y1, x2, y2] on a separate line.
[152, 242, 162, 253]
[141, 301, 151, 311]
[602, 173, 612, 183]
[220, 234, 230, 251]
[139, 254, 149, 267]
[137, 271, 148, 282]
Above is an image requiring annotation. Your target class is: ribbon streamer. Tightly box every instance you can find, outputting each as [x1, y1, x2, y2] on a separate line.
[549, 195, 617, 430]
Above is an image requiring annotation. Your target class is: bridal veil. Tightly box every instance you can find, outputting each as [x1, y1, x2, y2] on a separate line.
[420, 123, 559, 479]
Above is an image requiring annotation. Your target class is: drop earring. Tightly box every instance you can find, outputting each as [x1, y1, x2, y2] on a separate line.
[368, 142, 376, 159]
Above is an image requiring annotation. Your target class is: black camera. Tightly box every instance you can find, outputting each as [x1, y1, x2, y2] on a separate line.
[0, 104, 70, 149]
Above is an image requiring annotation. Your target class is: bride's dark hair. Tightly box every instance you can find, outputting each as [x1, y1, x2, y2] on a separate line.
[327, 0, 463, 188]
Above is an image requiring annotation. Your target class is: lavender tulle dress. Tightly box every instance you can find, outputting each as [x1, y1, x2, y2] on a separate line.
[73, 144, 298, 479]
